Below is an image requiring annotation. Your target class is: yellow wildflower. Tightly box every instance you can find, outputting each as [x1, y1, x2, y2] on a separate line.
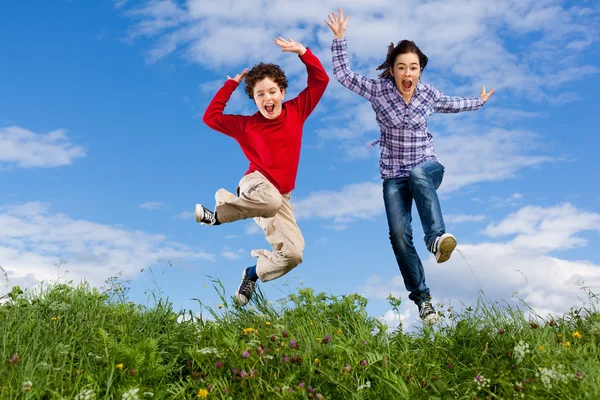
[116, 363, 124, 371]
[275, 348, 280, 353]
[50, 317, 57, 321]
[538, 346, 544, 351]
[265, 321, 271, 326]
[572, 331, 582, 339]
[316, 337, 322, 342]
[557, 333, 563, 338]
[314, 358, 320, 366]
[217, 304, 223, 309]
[337, 329, 343, 335]
[564, 341, 571, 347]
[197, 388, 209, 398]
[309, 321, 313, 326]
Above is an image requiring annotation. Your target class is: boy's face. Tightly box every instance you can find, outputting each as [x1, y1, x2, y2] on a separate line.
[390, 52, 421, 98]
[253, 77, 285, 119]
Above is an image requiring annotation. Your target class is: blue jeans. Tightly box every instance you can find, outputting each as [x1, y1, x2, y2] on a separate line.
[383, 160, 446, 305]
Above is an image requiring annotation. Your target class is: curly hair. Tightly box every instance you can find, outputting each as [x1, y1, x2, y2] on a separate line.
[375, 40, 428, 80]
[244, 63, 288, 99]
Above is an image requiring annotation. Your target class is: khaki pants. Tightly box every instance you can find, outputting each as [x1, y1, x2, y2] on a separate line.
[214, 171, 305, 282]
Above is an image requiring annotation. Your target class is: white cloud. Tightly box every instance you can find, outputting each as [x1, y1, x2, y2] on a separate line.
[294, 182, 382, 223]
[0, 202, 214, 296]
[176, 210, 194, 219]
[436, 129, 553, 193]
[359, 203, 600, 325]
[445, 214, 486, 224]
[119, 0, 597, 97]
[140, 201, 164, 210]
[0, 126, 86, 168]
[221, 248, 245, 260]
[245, 222, 262, 235]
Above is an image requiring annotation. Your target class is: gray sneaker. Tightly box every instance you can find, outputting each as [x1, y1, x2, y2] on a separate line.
[235, 268, 256, 306]
[418, 301, 438, 324]
[430, 233, 457, 263]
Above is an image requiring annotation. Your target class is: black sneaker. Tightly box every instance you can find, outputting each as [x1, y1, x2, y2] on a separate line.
[418, 301, 438, 324]
[235, 267, 256, 306]
[195, 204, 218, 225]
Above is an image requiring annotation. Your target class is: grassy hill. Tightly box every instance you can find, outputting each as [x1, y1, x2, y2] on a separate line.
[1, 276, 599, 399]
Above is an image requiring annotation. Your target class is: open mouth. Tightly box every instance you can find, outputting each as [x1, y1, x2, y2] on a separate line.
[402, 80, 412, 90]
[265, 104, 275, 113]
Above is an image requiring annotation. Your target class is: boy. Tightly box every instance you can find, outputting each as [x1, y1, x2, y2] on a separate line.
[196, 37, 329, 306]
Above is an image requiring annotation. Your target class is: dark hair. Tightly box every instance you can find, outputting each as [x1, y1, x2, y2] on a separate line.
[244, 63, 288, 99]
[376, 40, 428, 80]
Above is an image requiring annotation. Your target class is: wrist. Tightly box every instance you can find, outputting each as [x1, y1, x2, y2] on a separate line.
[298, 47, 307, 56]
[334, 34, 345, 39]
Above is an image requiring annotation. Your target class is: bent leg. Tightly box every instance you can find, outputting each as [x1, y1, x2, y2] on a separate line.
[252, 193, 305, 282]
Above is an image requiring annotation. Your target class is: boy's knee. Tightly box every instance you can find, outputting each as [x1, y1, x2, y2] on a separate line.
[261, 194, 283, 218]
[284, 247, 303, 269]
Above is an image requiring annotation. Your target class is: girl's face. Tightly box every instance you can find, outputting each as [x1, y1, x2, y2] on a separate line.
[253, 77, 285, 119]
[390, 52, 421, 98]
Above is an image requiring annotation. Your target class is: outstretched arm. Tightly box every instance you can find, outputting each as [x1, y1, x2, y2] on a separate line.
[326, 9, 382, 101]
[432, 85, 496, 113]
[275, 37, 330, 120]
[202, 69, 248, 138]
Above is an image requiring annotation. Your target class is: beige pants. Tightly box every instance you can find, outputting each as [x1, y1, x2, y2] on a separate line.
[214, 171, 305, 282]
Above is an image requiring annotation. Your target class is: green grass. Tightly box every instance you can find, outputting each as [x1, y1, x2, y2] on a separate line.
[1, 276, 599, 399]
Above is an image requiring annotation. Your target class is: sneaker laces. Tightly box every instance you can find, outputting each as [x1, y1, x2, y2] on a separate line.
[419, 302, 436, 320]
[429, 236, 440, 254]
[238, 270, 256, 298]
[201, 207, 215, 224]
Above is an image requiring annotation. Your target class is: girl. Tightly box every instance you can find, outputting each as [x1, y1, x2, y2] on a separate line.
[325, 9, 495, 324]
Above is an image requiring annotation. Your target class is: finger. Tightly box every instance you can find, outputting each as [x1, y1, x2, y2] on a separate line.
[339, 8, 343, 20]
[489, 88, 496, 95]
[227, 75, 232, 80]
[327, 14, 335, 24]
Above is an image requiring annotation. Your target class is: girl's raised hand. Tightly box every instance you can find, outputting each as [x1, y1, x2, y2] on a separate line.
[480, 85, 496, 103]
[325, 9, 349, 39]
[274, 37, 306, 56]
[227, 68, 248, 83]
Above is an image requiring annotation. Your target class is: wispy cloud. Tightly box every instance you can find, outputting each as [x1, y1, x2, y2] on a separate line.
[245, 222, 262, 236]
[0, 202, 214, 296]
[444, 214, 486, 224]
[119, 0, 598, 97]
[140, 201, 164, 210]
[0, 126, 86, 168]
[221, 248, 245, 260]
[360, 203, 600, 326]
[176, 210, 194, 219]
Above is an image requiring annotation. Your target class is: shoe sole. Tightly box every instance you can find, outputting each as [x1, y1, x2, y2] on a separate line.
[195, 204, 203, 223]
[422, 314, 438, 325]
[436, 235, 457, 263]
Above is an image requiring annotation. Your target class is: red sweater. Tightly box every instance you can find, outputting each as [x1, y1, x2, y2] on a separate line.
[202, 48, 329, 194]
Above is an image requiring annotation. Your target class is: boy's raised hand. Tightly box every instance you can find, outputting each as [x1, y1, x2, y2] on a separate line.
[325, 9, 349, 39]
[480, 86, 496, 103]
[274, 37, 307, 56]
[227, 68, 248, 83]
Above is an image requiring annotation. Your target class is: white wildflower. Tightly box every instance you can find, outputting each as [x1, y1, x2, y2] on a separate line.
[474, 375, 491, 388]
[142, 393, 154, 398]
[74, 388, 95, 400]
[122, 388, 140, 400]
[22, 381, 32, 392]
[513, 341, 531, 364]
[197, 347, 221, 356]
[357, 381, 371, 390]
[535, 365, 570, 390]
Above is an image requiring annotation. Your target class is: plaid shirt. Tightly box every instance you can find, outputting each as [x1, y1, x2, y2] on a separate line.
[332, 37, 484, 179]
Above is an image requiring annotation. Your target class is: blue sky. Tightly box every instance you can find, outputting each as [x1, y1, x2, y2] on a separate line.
[1, 0, 599, 329]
